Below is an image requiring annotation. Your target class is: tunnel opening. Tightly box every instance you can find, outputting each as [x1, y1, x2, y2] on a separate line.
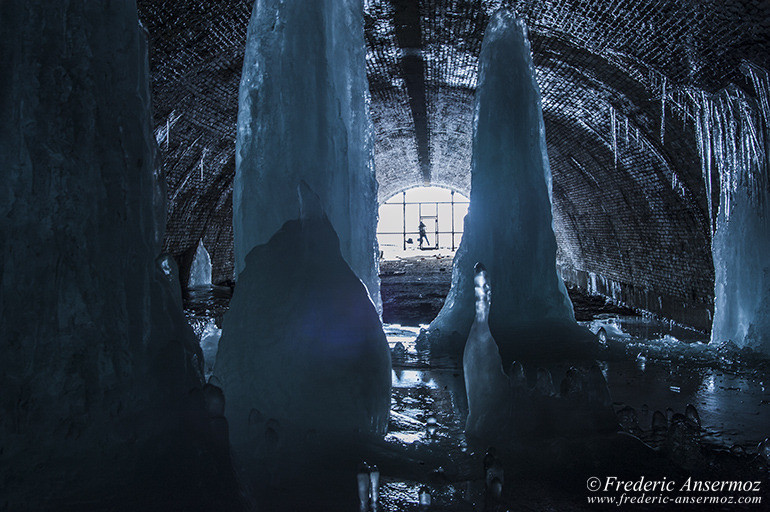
[377, 186, 467, 326]
[377, 185, 470, 256]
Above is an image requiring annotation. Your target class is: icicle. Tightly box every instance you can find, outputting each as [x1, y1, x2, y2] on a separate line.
[610, 105, 617, 168]
[692, 64, 770, 352]
[696, 91, 714, 233]
[660, 76, 667, 144]
[166, 117, 170, 149]
[624, 116, 629, 148]
[200, 156, 204, 180]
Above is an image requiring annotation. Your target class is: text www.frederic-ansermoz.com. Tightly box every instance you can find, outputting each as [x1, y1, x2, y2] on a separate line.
[586, 476, 763, 506]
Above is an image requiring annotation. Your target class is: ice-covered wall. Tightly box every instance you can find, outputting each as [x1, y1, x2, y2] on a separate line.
[0, 3, 227, 508]
[694, 65, 770, 353]
[234, 0, 380, 311]
[421, 11, 591, 358]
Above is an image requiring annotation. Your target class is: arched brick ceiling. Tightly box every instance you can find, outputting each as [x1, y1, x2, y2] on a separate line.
[137, 0, 768, 327]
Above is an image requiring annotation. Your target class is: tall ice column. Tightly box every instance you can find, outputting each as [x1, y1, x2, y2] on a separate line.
[420, 10, 592, 359]
[0, 2, 218, 509]
[234, 0, 380, 311]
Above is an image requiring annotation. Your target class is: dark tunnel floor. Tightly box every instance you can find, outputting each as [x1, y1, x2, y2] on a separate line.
[183, 257, 770, 510]
[379, 255, 637, 326]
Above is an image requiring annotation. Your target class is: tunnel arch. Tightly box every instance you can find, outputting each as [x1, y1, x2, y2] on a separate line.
[136, 0, 769, 330]
[379, 182, 471, 206]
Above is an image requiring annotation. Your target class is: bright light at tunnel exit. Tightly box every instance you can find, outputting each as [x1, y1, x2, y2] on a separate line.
[377, 186, 469, 259]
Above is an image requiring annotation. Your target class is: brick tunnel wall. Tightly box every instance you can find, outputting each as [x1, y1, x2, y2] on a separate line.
[137, 0, 769, 331]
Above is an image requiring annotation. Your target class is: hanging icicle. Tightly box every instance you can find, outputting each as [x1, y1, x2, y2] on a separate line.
[624, 116, 629, 148]
[694, 91, 714, 233]
[610, 104, 617, 168]
[660, 76, 667, 144]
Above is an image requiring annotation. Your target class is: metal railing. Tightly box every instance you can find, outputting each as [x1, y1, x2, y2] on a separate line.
[377, 190, 469, 251]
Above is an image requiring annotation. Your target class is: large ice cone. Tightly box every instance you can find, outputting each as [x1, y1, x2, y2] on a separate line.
[420, 10, 593, 360]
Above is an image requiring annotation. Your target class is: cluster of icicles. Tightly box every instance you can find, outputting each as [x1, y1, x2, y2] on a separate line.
[605, 63, 770, 229]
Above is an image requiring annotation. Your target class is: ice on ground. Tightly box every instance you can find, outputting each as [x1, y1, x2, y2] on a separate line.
[214, 185, 391, 447]
[234, 0, 381, 312]
[420, 10, 593, 359]
[188, 240, 212, 288]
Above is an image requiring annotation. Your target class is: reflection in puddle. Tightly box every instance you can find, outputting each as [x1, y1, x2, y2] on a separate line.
[182, 287, 770, 510]
[384, 318, 770, 451]
[605, 359, 770, 448]
[391, 369, 439, 389]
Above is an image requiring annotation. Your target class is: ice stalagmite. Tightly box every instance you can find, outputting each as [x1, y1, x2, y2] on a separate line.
[234, 0, 380, 311]
[0, 3, 234, 510]
[712, 182, 770, 353]
[420, 10, 593, 359]
[189, 239, 213, 288]
[464, 264, 511, 438]
[214, 185, 391, 447]
[462, 264, 616, 442]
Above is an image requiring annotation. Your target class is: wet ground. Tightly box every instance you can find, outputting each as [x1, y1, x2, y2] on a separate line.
[380, 256, 635, 326]
[184, 257, 770, 510]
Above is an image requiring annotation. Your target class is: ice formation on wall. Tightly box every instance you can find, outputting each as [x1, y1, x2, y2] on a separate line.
[691, 64, 770, 353]
[189, 239, 213, 288]
[421, 10, 591, 358]
[214, 185, 391, 448]
[234, 0, 380, 311]
[0, 3, 210, 508]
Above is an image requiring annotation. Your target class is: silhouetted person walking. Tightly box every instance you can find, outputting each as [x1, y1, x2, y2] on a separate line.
[418, 221, 430, 248]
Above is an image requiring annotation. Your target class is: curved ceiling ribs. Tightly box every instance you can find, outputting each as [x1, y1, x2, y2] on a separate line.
[138, 0, 769, 327]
